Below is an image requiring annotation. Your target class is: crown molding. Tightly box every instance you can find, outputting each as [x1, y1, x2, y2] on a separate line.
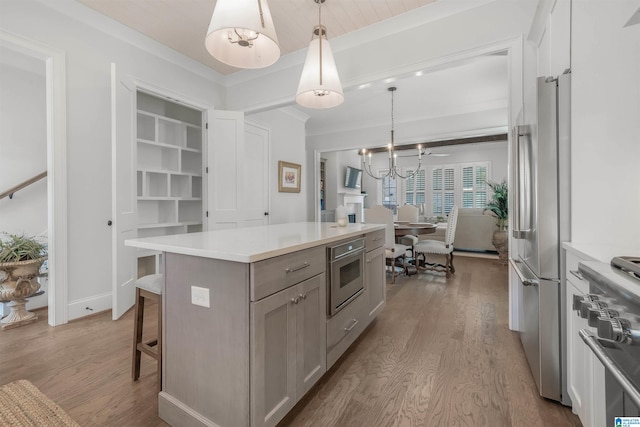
[36, 0, 224, 85]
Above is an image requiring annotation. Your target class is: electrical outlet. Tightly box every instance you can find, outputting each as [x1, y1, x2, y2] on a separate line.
[191, 286, 210, 308]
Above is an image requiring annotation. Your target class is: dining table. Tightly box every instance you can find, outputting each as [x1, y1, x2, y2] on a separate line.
[393, 222, 437, 238]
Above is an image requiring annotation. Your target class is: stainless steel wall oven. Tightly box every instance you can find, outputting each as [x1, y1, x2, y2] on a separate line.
[327, 238, 365, 317]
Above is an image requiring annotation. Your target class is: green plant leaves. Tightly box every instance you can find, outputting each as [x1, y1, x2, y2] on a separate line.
[0, 233, 47, 263]
[484, 179, 508, 221]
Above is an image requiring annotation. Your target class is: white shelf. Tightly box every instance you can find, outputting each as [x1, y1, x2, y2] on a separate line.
[136, 91, 204, 260]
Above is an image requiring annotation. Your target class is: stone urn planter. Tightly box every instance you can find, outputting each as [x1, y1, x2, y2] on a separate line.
[484, 179, 509, 264]
[0, 257, 46, 329]
[492, 221, 509, 264]
[0, 233, 47, 330]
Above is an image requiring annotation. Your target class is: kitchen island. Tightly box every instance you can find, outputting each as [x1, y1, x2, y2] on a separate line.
[125, 222, 386, 427]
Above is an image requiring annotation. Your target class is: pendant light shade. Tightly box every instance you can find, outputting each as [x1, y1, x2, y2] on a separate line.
[296, 0, 344, 109]
[205, 0, 280, 69]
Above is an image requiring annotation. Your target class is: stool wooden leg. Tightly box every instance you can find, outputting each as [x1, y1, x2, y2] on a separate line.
[132, 288, 144, 381]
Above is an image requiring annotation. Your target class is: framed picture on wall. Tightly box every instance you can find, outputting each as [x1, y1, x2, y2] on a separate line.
[278, 161, 301, 193]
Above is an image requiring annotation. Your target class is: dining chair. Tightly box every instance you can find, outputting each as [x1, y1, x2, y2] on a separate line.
[397, 204, 420, 256]
[365, 205, 409, 283]
[413, 204, 459, 278]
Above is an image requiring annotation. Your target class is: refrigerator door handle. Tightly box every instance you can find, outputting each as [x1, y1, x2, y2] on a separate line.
[509, 258, 539, 287]
[513, 125, 531, 239]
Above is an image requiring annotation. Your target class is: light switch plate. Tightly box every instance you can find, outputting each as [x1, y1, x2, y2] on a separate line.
[191, 286, 210, 308]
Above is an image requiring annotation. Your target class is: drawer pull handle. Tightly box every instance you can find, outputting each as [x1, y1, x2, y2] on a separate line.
[372, 237, 382, 241]
[570, 270, 584, 281]
[344, 319, 358, 332]
[299, 293, 307, 300]
[291, 297, 300, 304]
[285, 262, 310, 274]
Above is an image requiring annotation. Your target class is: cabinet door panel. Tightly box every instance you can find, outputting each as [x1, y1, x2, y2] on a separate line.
[251, 286, 297, 427]
[296, 273, 326, 398]
[366, 246, 386, 321]
[566, 278, 590, 424]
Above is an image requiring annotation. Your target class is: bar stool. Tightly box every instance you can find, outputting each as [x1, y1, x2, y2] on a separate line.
[132, 273, 163, 392]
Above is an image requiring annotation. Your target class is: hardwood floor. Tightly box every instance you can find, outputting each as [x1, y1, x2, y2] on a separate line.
[0, 256, 581, 426]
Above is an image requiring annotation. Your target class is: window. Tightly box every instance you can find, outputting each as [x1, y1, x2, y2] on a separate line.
[429, 161, 491, 216]
[462, 164, 488, 208]
[380, 170, 397, 215]
[404, 169, 425, 206]
[432, 167, 455, 215]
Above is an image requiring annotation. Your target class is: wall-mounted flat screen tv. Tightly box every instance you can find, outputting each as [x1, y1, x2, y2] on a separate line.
[344, 166, 362, 189]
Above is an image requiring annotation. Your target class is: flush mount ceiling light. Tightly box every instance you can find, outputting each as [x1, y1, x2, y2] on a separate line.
[205, 0, 280, 69]
[296, 0, 344, 109]
[361, 87, 424, 180]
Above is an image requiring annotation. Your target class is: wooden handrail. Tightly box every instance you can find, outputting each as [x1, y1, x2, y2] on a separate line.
[0, 171, 47, 201]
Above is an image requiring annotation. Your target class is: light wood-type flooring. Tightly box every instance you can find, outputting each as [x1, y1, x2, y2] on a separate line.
[0, 256, 581, 426]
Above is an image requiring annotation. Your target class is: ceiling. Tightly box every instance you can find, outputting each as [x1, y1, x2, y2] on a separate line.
[76, 0, 437, 76]
[72, 0, 508, 145]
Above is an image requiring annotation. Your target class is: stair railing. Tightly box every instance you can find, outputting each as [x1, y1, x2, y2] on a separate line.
[0, 171, 47, 200]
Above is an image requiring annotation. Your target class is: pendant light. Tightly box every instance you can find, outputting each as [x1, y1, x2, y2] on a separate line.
[296, 0, 344, 109]
[205, 0, 280, 69]
[361, 87, 423, 180]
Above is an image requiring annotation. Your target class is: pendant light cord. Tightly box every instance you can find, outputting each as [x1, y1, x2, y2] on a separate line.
[318, 1, 323, 85]
[258, 0, 265, 28]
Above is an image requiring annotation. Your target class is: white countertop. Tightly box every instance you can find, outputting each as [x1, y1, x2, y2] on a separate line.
[125, 222, 385, 263]
[562, 242, 640, 263]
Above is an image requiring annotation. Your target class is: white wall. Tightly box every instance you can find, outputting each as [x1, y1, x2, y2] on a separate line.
[0, 49, 48, 314]
[571, 1, 640, 247]
[247, 108, 308, 224]
[1, 0, 225, 319]
[0, 52, 47, 236]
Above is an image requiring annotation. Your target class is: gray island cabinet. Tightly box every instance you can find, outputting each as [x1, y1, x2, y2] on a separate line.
[125, 222, 386, 427]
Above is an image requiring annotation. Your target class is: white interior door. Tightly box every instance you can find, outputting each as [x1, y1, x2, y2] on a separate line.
[243, 122, 269, 227]
[110, 63, 136, 320]
[207, 112, 270, 230]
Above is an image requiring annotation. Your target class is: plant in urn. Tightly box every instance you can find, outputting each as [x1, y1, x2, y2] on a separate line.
[0, 233, 47, 329]
[484, 180, 509, 264]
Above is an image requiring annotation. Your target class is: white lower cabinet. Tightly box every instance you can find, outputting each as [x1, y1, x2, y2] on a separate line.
[251, 273, 326, 427]
[565, 249, 606, 427]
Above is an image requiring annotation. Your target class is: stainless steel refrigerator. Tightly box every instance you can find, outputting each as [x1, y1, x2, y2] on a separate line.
[509, 73, 571, 405]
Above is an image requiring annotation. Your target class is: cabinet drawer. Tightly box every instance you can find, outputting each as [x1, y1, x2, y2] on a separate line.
[327, 291, 366, 352]
[366, 229, 385, 251]
[251, 246, 325, 301]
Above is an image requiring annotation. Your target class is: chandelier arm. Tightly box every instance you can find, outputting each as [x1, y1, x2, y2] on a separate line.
[362, 161, 390, 180]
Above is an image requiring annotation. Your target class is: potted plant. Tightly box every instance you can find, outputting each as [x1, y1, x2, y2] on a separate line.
[0, 233, 47, 329]
[484, 179, 509, 262]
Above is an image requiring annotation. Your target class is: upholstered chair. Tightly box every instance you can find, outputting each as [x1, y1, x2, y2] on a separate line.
[365, 205, 409, 283]
[413, 205, 459, 278]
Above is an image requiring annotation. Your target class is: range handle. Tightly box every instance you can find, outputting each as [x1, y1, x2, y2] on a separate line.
[579, 329, 640, 409]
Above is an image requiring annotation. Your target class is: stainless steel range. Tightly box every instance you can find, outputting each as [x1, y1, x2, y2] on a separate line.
[575, 257, 640, 420]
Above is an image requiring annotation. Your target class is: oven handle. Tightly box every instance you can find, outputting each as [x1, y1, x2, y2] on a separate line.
[579, 329, 640, 409]
[331, 246, 364, 262]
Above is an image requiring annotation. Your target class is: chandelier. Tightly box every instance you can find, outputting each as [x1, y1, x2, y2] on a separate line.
[361, 87, 423, 180]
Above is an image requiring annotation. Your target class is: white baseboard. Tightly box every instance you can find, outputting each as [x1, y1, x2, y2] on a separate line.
[67, 292, 112, 320]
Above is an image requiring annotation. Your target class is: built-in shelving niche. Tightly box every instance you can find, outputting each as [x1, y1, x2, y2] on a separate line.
[136, 91, 204, 276]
